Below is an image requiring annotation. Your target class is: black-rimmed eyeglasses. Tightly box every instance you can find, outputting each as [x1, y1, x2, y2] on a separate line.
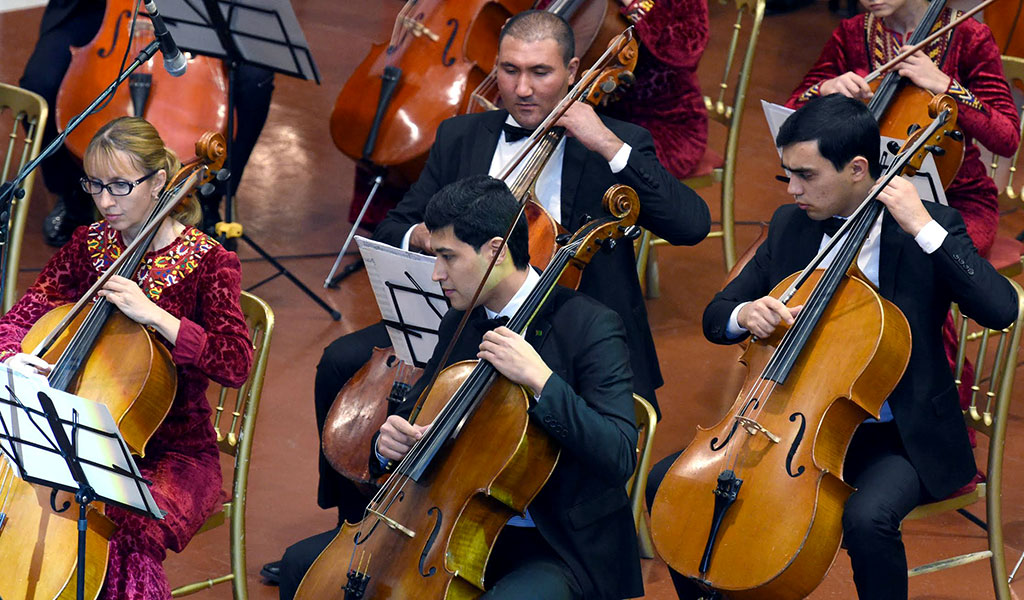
[80, 170, 158, 197]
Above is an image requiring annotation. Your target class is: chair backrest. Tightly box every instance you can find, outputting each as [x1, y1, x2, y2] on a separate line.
[212, 290, 274, 523]
[0, 84, 48, 314]
[988, 55, 1024, 210]
[628, 394, 658, 530]
[950, 278, 1024, 492]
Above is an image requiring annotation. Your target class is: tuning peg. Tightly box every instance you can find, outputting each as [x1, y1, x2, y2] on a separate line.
[886, 141, 902, 154]
[946, 129, 964, 142]
[621, 225, 642, 240]
[906, 123, 921, 136]
[924, 145, 946, 156]
[555, 233, 572, 245]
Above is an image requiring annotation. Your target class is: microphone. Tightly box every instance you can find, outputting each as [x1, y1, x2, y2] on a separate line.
[143, 0, 187, 77]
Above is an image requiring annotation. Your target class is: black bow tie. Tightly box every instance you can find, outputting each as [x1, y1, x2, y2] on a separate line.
[821, 216, 847, 237]
[477, 314, 510, 332]
[502, 123, 534, 143]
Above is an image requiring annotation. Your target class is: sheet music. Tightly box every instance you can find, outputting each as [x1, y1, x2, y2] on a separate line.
[0, 365, 163, 518]
[761, 100, 948, 206]
[356, 236, 449, 367]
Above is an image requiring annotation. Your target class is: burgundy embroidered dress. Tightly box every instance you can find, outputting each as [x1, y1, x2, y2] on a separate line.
[786, 9, 1020, 256]
[0, 222, 253, 599]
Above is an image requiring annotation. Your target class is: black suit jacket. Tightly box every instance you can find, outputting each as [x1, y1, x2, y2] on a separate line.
[702, 203, 1018, 499]
[379, 285, 644, 599]
[373, 109, 712, 412]
[38, 0, 99, 36]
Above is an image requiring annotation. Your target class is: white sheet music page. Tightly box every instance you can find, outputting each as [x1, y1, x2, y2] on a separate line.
[0, 364, 163, 518]
[356, 236, 449, 367]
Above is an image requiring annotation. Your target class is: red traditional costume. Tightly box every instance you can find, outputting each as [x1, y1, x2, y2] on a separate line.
[0, 222, 253, 599]
[786, 9, 1020, 255]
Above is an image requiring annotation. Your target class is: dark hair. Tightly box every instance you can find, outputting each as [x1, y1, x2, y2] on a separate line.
[424, 175, 531, 269]
[775, 94, 881, 178]
[499, 10, 575, 66]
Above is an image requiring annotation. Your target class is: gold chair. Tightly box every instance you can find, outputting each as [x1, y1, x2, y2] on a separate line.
[171, 291, 275, 599]
[903, 278, 1024, 600]
[628, 394, 658, 559]
[0, 83, 48, 313]
[985, 55, 1024, 277]
[636, 0, 766, 297]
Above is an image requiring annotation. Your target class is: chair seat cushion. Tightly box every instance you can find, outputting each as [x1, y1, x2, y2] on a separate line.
[986, 235, 1024, 274]
[684, 147, 725, 179]
[948, 470, 985, 499]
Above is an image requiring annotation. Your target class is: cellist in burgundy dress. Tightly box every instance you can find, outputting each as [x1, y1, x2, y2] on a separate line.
[0, 117, 252, 599]
[785, 0, 1020, 256]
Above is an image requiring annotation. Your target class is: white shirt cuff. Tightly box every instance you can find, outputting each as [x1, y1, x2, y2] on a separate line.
[401, 225, 416, 251]
[726, 302, 750, 338]
[608, 143, 631, 173]
[914, 219, 947, 254]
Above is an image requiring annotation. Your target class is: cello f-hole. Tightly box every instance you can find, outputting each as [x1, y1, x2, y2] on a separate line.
[442, 19, 458, 67]
[710, 395, 760, 451]
[419, 506, 442, 577]
[786, 412, 807, 478]
[97, 10, 131, 58]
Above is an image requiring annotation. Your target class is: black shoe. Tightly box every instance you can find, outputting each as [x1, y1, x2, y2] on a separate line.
[42, 198, 88, 247]
[260, 559, 282, 585]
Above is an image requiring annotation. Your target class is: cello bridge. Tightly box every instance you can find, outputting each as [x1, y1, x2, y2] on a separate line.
[368, 508, 415, 538]
[735, 416, 781, 444]
[400, 17, 440, 42]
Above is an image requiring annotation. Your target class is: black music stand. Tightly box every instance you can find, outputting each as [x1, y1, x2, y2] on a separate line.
[158, 0, 341, 320]
[0, 365, 162, 600]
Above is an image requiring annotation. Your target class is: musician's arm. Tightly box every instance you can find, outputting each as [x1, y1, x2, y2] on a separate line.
[612, 121, 711, 245]
[927, 207, 1019, 329]
[949, 24, 1020, 157]
[703, 218, 776, 344]
[528, 298, 638, 485]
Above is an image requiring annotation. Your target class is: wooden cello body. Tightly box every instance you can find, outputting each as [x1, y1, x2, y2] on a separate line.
[55, 0, 228, 161]
[0, 134, 225, 600]
[651, 269, 911, 599]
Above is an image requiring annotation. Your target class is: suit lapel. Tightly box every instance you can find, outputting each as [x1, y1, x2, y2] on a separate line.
[469, 111, 507, 177]
[560, 138, 587, 230]
[878, 212, 903, 297]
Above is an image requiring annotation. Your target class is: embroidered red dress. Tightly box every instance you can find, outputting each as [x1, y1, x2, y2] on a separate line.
[0, 222, 253, 599]
[786, 9, 1020, 255]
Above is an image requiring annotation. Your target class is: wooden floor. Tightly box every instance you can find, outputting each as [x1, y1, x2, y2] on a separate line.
[4, 1, 1024, 598]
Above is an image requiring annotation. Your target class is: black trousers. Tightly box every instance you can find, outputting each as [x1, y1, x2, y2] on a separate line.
[278, 525, 581, 600]
[313, 321, 390, 519]
[646, 422, 929, 600]
[20, 5, 274, 219]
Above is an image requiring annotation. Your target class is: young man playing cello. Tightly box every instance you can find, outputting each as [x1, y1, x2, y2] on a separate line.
[256, 10, 708, 583]
[646, 94, 1018, 599]
[282, 175, 644, 599]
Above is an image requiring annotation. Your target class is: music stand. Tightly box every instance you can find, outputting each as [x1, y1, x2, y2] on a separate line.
[0, 365, 162, 600]
[157, 0, 342, 320]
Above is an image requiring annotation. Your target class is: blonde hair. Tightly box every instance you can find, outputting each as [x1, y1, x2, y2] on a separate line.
[84, 116, 202, 226]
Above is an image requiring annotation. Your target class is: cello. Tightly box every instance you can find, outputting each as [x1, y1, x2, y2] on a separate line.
[319, 31, 638, 494]
[56, 0, 228, 162]
[0, 133, 226, 600]
[295, 183, 640, 600]
[649, 99, 957, 600]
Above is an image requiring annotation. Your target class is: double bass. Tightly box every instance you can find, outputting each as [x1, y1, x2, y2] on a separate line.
[649, 99, 958, 599]
[0, 133, 226, 600]
[296, 183, 640, 600]
[56, 0, 228, 162]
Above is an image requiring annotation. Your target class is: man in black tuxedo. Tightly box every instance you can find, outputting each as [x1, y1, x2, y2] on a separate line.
[19, 0, 274, 245]
[280, 175, 643, 599]
[647, 94, 1019, 599]
[296, 10, 709, 552]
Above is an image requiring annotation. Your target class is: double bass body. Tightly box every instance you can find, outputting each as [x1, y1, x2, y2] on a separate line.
[651, 269, 911, 599]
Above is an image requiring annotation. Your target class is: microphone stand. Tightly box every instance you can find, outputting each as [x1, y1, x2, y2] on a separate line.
[0, 39, 162, 304]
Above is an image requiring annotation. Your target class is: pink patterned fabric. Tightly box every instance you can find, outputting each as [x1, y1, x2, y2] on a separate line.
[0, 222, 253, 599]
[786, 10, 1021, 256]
[537, 0, 710, 178]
